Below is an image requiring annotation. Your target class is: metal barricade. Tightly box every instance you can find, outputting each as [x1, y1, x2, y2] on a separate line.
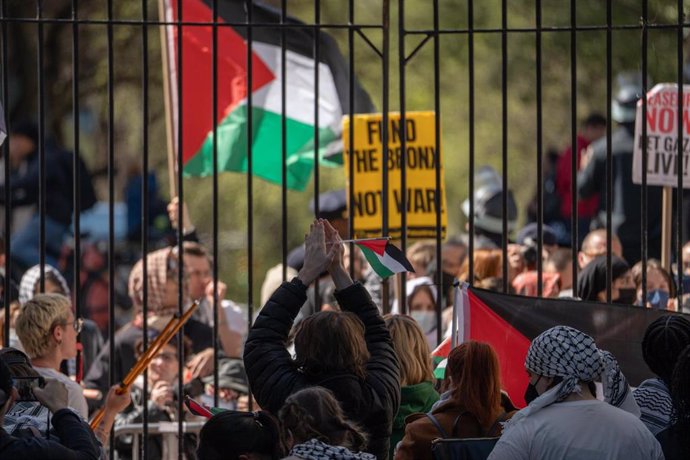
[112, 421, 205, 460]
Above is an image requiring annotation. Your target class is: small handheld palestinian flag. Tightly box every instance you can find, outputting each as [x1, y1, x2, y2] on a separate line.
[431, 337, 451, 379]
[349, 238, 415, 279]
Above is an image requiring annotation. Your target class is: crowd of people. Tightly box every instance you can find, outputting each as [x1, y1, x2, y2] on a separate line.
[0, 76, 688, 458]
[0, 217, 686, 459]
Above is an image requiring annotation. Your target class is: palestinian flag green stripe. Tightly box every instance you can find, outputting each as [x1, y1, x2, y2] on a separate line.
[358, 245, 395, 279]
[183, 105, 338, 190]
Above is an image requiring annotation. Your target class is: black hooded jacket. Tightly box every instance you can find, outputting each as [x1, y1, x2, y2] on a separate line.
[244, 280, 401, 460]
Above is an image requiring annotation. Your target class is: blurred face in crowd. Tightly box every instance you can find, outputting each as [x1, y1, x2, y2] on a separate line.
[408, 286, 436, 334]
[35, 278, 65, 297]
[148, 343, 179, 383]
[409, 288, 435, 312]
[637, 268, 671, 309]
[8, 134, 34, 168]
[442, 245, 466, 278]
[578, 235, 623, 269]
[185, 255, 212, 300]
[55, 310, 79, 360]
[597, 269, 634, 303]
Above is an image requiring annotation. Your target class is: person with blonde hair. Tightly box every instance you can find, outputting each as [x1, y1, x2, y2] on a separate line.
[14, 293, 87, 419]
[384, 315, 439, 459]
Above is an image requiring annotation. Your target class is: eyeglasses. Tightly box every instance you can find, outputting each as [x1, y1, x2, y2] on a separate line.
[60, 318, 83, 334]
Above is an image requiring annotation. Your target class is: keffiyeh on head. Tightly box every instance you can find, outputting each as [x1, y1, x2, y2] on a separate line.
[128, 247, 178, 315]
[18, 264, 70, 306]
[525, 325, 603, 401]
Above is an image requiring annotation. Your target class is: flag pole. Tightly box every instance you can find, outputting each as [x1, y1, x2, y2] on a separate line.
[158, 0, 178, 198]
[337, 236, 392, 244]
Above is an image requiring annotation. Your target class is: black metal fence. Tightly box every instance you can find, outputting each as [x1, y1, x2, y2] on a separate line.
[0, 0, 688, 458]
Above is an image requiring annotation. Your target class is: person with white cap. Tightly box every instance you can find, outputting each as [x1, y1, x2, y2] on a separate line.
[488, 325, 662, 460]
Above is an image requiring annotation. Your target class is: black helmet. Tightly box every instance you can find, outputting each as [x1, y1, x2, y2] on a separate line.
[462, 166, 518, 234]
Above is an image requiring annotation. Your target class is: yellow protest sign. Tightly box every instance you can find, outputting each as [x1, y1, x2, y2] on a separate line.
[343, 111, 447, 239]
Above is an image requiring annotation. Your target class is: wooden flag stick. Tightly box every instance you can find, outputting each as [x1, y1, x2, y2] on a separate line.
[89, 301, 199, 430]
[158, 0, 178, 198]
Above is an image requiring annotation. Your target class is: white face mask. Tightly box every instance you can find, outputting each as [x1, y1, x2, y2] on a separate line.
[410, 310, 436, 334]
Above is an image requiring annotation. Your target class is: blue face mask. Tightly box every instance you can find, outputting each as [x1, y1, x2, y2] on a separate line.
[647, 289, 670, 310]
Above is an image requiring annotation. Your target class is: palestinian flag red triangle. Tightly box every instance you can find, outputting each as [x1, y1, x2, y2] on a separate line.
[163, 0, 375, 190]
[444, 285, 690, 407]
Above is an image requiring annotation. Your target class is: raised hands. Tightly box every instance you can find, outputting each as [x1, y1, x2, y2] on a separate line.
[297, 220, 338, 286]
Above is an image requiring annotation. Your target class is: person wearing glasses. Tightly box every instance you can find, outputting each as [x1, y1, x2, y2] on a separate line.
[14, 293, 88, 419]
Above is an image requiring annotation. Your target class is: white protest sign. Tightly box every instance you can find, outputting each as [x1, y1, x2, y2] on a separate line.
[632, 83, 690, 188]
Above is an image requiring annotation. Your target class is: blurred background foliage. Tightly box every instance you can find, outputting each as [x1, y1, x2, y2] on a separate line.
[1, 0, 687, 303]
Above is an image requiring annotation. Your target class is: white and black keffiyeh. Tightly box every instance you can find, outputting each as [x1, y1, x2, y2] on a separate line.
[289, 439, 376, 460]
[18, 264, 70, 306]
[507, 326, 603, 428]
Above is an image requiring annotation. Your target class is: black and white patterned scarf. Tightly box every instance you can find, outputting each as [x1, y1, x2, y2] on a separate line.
[289, 439, 376, 460]
[506, 326, 604, 428]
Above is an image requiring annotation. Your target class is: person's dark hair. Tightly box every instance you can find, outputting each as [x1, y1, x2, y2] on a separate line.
[279, 386, 368, 452]
[0, 347, 39, 379]
[584, 113, 607, 128]
[642, 315, 690, 384]
[182, 241, 209, 260]
[197, 410, 285, 460]
[0, 358, 12, 408]
[134, 333, 192, 364]
[293, 311, 370, 380]
[576, 255, 629, 301]
[670, 345, 690, 447]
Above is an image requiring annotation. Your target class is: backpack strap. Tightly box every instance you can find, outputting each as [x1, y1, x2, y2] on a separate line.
[486, 411, 510, 437]
[425, 413, 450, 439]
[450, 411, 481, 438]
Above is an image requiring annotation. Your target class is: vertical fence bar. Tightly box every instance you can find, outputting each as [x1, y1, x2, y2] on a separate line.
[1, 0, 10, 348]
[347, 0, 355, 277]
[141, 0, 150, 453]
[467, 0, 474, 283]
[106, 0, 116, 456]
[398, 0, 407, 314]
[677, 0, 684, 308]
[432, 0, 442, 344]
[212, 0, 220, 407]
[535, 0, 543, 296]
[605, 0, 612, 303]
[570, 0, 578, 293]
[501, 0, 508, 290]
[280, 0, 288, 280]
[37, 0, 45, 289]
[640, 0, 648, 303]
[176, 0, 185, 452]
[70, 0, 82, 385]
[381, 0, 391, 311]
[313, 0, 321, 308]
[245, 0, 254, 411]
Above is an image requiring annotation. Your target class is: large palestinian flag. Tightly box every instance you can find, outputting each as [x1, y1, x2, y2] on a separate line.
[164, 0, 374, 190]
[440, 285, 689, 407]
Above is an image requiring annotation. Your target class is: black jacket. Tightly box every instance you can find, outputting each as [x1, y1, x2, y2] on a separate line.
[577, 125, 662, 262]
[0, 144, 96, 226]
[244, 280, 401, 460]
[0, 408, 101, 459]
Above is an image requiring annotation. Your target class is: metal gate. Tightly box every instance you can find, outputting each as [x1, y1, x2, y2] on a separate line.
[0, 1, 687, 458]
